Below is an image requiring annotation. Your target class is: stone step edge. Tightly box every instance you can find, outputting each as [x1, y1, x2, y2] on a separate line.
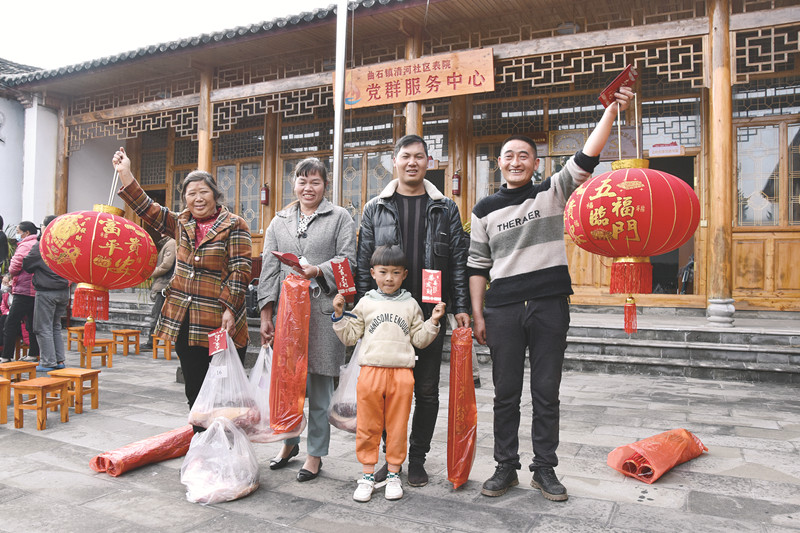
[566, 335, 800, 354]
[564, 351, 800, 374]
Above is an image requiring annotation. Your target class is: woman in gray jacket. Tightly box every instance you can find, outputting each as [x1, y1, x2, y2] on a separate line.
[258, 157, 356, 482]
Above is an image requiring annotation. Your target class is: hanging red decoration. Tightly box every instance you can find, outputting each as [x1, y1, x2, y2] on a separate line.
[40, 205, 157, 345]
[565, 159, 700, 333]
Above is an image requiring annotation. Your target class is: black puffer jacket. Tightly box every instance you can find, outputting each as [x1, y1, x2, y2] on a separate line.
[356, 179, 470, 315]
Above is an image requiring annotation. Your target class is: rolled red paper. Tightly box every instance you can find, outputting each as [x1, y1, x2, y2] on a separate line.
[447, 327, 477, 489]
[90, 425, 194, 477]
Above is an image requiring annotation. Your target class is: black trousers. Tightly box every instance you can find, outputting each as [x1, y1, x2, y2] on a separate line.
[484, 296, 570, 470]
[174, 316, 247, 410]
[2, 294, 39, 360]
[407, 324, 446, 464]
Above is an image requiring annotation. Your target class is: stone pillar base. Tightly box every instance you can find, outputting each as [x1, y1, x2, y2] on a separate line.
[707, 298, 735, 327]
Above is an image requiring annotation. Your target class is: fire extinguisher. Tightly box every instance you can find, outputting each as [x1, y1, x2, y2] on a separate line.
[260, 184, 269, 206]
[452, 170, 461, 196]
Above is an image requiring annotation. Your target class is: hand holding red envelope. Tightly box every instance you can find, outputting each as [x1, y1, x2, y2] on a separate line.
[271, 251, 304, 271]
[332, 257, 356, 302]
[598, 64, 638, 107]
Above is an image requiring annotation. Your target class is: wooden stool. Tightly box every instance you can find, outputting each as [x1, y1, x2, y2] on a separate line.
[15, 338, 30, 360]
[66, 326, 85, 352]
[0, 377, 9, 424]
[80, 339, 114, 369]
[0, 361, 38, 403]
[48, 368, 100, 414]
[152, 336, 172, 360]
[111, 329, 140, 356]
[11, 377, 70, 430]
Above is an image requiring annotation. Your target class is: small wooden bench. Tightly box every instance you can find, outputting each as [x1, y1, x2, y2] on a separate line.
[80, 339, 114, 369]
[0, 361, 38, 403]
[12, 377, 70, 430]
[111, 329, 141, 356]
[0, 377, 9, 424]
[152, 336, 173, 360]
[66, 326, 85, 352]
[48, 368, 101, 414]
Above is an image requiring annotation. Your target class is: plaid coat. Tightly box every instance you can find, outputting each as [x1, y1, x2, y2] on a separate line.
[119, 181, 252, 348]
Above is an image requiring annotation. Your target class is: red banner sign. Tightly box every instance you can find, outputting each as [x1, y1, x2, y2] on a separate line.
[339, 48, 495, 109]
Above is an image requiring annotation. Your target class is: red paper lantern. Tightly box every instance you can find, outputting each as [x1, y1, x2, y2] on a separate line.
[565, 159, 700, 332]
[41, 205, 157, 345]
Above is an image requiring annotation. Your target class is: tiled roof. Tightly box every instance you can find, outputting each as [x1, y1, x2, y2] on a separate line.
[0, 57, 41, 76]
[1, 1, 398, 87]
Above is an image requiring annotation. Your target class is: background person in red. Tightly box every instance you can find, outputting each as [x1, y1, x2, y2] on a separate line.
[0, 221, 40, 364]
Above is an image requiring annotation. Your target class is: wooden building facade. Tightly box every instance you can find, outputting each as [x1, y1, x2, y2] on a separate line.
[5, 0, 800, 316]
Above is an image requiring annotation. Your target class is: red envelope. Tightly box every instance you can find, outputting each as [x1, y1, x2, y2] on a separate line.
[271, 251, 303, 270]
[422, 269, 442, 304]
[332, 257, 356, 302]
[208, 328, 228, 356]
[598, 64, 638, 107]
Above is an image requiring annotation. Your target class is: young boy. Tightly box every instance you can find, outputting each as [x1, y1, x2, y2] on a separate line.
[332, 245, 445, 502]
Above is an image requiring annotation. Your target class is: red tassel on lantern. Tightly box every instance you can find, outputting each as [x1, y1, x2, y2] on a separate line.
[84, 317, 96, 348]
[624, 297, 637, 334]
[73, 283, 110, 321]
[610, 257, 652, 295]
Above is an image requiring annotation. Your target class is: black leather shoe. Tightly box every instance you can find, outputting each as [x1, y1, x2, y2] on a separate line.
[297, 460, 322, 482]
[269, 443, 299, 470]
[530, 466, 568, 501]
[481, 463, 519, 496]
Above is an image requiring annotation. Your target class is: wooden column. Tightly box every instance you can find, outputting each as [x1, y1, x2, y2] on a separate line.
[403, 24, 423, 136]
[263, 111, 279, 226]
[197, 66, 214, 172]
[449, 95, 469, 220]
[55, 105, 68, 215]
[707, 0, 735, 325]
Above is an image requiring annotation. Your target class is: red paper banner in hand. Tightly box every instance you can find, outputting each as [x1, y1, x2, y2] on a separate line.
[447, 327, 477, 489]
[332, 257, 356, 302]
[270, 275, 310, 433]
[607, 428, 707, 484]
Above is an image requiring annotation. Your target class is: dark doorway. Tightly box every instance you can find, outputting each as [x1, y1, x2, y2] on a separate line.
[426, 169, 445, 194]
[646, 157, 696, 294]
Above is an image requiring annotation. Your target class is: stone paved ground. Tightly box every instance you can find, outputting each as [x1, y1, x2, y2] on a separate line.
[1, 344, 798, 532]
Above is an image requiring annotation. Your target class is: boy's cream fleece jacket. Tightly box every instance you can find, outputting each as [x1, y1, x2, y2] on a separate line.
[332, 289, 440, 368]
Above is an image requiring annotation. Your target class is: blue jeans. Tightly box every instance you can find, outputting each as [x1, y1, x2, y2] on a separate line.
[32, 288, 70, 367]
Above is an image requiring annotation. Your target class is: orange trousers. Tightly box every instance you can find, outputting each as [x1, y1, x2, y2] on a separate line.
[355, 366, 415, 467]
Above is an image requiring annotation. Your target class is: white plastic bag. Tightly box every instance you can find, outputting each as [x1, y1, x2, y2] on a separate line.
[180, 417, 260, 504]
[328, 340, 361, 433]
[188, 332, 260, 431]
[247, 344, 307, 443]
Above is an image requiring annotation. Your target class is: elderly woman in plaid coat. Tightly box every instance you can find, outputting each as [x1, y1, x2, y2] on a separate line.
[113, 148, 252, 419]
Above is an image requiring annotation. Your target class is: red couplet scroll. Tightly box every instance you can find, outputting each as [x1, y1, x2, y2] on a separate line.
[447, 327, 478, 489]
[90, 425, 194, 477]
[270, 274, 310, 433]
[607, 428, 707, 484]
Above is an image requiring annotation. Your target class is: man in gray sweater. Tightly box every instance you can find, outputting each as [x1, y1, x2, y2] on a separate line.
[468, 87, 633, 501]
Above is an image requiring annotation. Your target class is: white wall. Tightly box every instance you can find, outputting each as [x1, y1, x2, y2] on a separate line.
[68, 136, 127, 213]
[0, 96, 25, 229]
[22, 96, 58, 224]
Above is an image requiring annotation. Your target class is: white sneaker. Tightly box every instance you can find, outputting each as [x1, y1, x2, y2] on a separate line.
[353, 477, 374, 502]
[384, 473, 403, 500]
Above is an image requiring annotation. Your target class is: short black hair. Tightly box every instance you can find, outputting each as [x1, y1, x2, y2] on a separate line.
[394, 134, 429, 158]
[182, 170, 223, 206]
[293, 157, 329, 187]
[370, 245, 408, 269]
[501, 134, 538, 159]
[17, 221, 38, 235]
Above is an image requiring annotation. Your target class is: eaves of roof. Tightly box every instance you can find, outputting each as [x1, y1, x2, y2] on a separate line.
[1, 0, 402, 88]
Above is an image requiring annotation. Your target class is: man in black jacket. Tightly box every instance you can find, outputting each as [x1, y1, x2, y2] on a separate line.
[23, 215, 70, 371]
[357, 134, 470, 487]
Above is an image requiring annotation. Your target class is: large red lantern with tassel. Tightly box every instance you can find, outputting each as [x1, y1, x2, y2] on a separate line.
[40, 205, 157, 346]
[565, 159, 700, 333]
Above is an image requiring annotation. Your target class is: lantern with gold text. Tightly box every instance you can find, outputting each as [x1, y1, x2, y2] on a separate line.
[564, 159, 700, 333]
[40, 205, 157, 346]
